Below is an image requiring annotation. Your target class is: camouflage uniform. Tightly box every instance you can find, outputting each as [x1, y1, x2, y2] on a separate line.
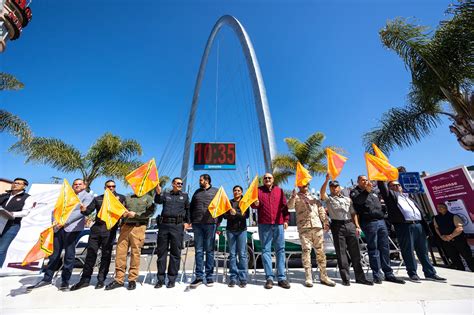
[288, 192, 335, 286]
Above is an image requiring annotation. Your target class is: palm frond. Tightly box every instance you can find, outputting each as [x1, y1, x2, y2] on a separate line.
[0, 110, 32, 142]
[271, 154, 298, 171]
[0, 73, 24, 91]
[273, 170, 294, 186]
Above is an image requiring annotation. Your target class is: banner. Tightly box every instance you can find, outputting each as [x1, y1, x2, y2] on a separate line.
[422, 166, 474, 234]
[0, 184, 61, 276]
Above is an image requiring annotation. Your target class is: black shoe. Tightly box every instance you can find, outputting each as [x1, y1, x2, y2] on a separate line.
[278, 280, 291, 289]
[166, 282, 175, 288]
[154, 281, 164, 289]
[385, 276, 406, 284]
[190, 278, 203, 288]
[26, 280, 51, 291]
[342, 280, 351, 286]
[356, 279, 373, 286]
[228, 280, 237, 287]
[59, 281, 69, 291]
[95, 281, 105, 289]
[127, 281, 136, 290]
[70, 280, 89, 291]
[104, 281, 122, 290]
[239, 281, 247, 288]
[408, 275, 421, 283]
[425, 275, 447, 282]
[264, 279, 273, 289]
[373, 278, 382, 284]
[205, 279, 214, 287]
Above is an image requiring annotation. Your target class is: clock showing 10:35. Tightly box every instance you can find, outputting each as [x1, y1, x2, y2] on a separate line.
[194, 143, 236, 170]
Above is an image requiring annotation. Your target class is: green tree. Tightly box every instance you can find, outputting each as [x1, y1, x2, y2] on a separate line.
[1, 74, 32, 143]
[271, 132, 335, 185]
[364, 1, 474, 153]
[11, 133, 143, 187]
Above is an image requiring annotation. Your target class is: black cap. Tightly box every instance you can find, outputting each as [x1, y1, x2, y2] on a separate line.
[329, 180, 340, 187]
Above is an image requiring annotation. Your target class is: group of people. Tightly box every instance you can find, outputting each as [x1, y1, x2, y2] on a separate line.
[1, 171, 472, 293]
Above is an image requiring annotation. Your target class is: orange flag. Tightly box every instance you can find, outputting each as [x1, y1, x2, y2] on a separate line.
[22, 226, 54, 266]
[126, 158, 159, 197]
[365, 153, 399, 181]
[208, 186, 232, 218]
[372, 143, 389, 161]
[295, 161, 312, 187]
[326, 148, 348, 180]
[97, 188, 127, 229]
[239, 175, 259, 215]
[53, 179, 81, 226]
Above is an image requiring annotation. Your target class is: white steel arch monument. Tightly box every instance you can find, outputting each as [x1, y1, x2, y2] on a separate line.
[181, 15, 277, 186]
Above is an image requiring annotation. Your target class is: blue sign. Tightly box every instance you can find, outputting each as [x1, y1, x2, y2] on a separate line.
[399, 172, 424, 194]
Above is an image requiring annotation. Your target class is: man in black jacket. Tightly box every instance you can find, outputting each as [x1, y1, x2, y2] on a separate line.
[189, 174, 219, 288]
[154, 177, 190, 288]
[378, 180, 446, 282]
[350, 176, 405, 284]
[70, 180, 130, 290]
[0, 178, 35, 267]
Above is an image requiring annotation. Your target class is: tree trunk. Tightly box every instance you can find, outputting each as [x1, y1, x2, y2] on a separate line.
[449, 117, 474, 152]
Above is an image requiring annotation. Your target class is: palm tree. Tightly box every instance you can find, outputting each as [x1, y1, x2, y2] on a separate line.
[364, 1, 474, 153]
[271, 132, 333, 185]
[11, 133, 143, 187]
[0, 73, 24, 91]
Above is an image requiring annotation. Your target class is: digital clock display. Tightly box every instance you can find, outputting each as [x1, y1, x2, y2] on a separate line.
[194, 143, 236, 170]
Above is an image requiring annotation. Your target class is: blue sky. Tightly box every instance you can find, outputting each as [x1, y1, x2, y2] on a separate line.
[1, 0, 472, 195]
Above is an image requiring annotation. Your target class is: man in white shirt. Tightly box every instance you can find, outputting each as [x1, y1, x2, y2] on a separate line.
[378, 180, 446, 282]
[0, 178, 36, 267]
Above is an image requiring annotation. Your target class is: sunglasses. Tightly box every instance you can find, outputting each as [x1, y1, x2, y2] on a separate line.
[175, 183, 183, 186]
[106, 185, 116, 188]
[263, 177, 272, 180]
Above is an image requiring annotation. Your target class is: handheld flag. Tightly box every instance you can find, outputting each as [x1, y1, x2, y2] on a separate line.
[53, 179, 81, 226]
[295, 161, 312, 187]
[126, 158, 159, 197]
[372, 143, 389, 161]
[364, 153, 399, 181]
[208, 186, 232, 218]
[239, 175, 259, 215]
[97, 189, 127, 229]
[326, 148, 348, 180]
[22, 226, 54, 266]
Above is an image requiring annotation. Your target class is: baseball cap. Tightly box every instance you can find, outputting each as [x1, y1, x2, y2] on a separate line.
[329, 180, 340, 187]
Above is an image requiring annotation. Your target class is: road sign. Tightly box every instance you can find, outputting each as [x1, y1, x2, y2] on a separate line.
[399, 172, 424, 194]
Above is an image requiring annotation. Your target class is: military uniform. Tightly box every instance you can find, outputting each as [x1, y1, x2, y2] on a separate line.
[288, 192, 335, 286]
[112, 193, 155, 287]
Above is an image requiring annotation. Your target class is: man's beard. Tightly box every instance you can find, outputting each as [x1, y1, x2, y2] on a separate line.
[200, 183, 206, 188]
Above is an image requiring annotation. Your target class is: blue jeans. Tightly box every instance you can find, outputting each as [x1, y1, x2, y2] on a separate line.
[43, 229, 81, 283]
[258, 224, 286, 281]
[0, 223, 21, 267]
[394, 223, 436, 277]
[193, 224, 216, 281]
[227, 230, 248, 282]
[361, 219, 393, 280]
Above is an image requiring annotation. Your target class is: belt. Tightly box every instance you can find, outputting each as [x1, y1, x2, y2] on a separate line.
[161, 217, 184, 224]
[124, 222, 146, 227]
[331, 219, 352, 224]
[404, 220, 422, 224]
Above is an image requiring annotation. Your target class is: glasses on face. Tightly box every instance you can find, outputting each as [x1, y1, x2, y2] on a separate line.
[263, 177, 272, 180]
[390, 184, 401, 188]
[13, 182, 25, 185]
[175, 182, 183, 186]
[106, 185, 116, 188]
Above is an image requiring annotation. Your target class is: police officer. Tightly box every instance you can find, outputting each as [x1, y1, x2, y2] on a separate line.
[288, 182, 336, 287]
[70, 180, 128, 291]
[0, 177, 35, 267]
[350, 175, 404, 284]
[154, 177, 190, 288]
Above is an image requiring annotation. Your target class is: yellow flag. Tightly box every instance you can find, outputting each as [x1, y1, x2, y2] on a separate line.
[372, 143, 389, 161]
[365, 153, 399, 181]
[126, 158, 159, 197]
[326, 148, 348, 180]
[239, 175, 259, 215]
[295, 161, 312, 187]
[53, 179, 81, 226]
[208, 186, 232, 218]
[22, 226, 54, 266]
[97, 189, 127, 229]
